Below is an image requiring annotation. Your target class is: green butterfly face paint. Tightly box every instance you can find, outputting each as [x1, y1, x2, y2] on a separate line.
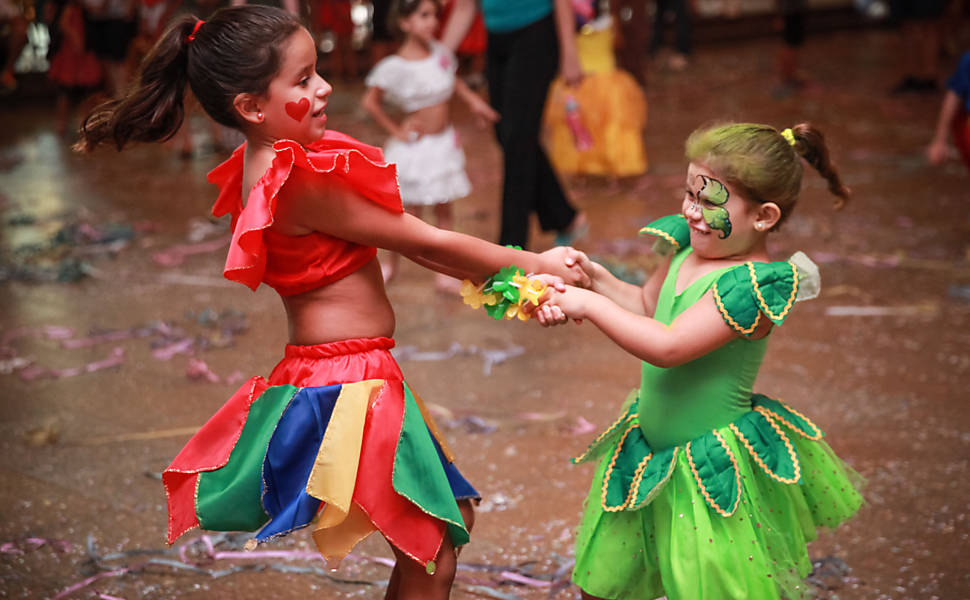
[697, 175, 732, 239]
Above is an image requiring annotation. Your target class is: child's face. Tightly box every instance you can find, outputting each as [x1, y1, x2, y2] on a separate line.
[399, 0, 439, 44]
[682, 162, 763, 258]
[260, 28, 332, 145]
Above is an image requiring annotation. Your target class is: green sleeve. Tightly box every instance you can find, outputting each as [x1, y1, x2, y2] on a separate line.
[711, 261, 801, 336]
[638, 214, 690, 256]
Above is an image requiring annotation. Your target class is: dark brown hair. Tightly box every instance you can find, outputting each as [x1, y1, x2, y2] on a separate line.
[76, 6, 302, 152]
[388, 0, 441, 38]
[685, 122, 850, 228]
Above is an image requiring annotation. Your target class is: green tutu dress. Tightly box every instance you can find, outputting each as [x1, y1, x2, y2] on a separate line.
[572, 215, 863, 600]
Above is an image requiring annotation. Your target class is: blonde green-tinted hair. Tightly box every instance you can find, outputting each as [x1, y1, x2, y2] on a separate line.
[685, 122, 849, 228]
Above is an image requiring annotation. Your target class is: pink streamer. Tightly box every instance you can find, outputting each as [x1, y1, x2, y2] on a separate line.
[211, 550, 325, 561]
[18, 348, 125, 381]
[151, 236, 229, 267]
[499, 571, 552, 587]
[151, 338, 194, 361]
[570, 416, 597, 435]
[186, 358, 220, 383]
[54, 568, 129, 599]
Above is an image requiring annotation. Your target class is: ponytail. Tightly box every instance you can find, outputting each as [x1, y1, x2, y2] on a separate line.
[76, 16, 197, 152]
[789, 123, 850, 209]
[75, 6, 303, 153]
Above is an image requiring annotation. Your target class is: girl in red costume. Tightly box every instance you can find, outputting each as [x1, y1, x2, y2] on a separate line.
[75, 6, 589, 598]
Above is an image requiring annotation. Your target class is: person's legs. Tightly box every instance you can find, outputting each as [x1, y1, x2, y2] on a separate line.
[671, 0, 692, 58]
[1, 12, 28, 89]
[383, 499, 475, 600]
[649, 0, 669, 55]
[490, 17, 576, 248]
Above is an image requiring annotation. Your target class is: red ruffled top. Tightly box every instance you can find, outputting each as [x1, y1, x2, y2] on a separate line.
[208, 131, 403, 296]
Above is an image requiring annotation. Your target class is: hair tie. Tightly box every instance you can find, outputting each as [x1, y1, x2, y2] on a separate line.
[187, 19, 205, 43]
[781, 128, 796, 147]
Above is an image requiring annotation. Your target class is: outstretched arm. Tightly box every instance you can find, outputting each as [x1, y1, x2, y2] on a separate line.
[284, 175, 591, 286]
[577, 255, 671, 317]
[534, 285, 770, 367]
[440, 0, 478, 54]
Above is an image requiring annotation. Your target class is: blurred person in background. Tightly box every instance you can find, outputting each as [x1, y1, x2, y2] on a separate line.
[649, 0, 692, 71]
[889, 0, 947, 93]
[0, 0, 28, 92]
[927, 50, 970, 172]
[126, 0, 179, 71]
[441, 0, 588, 250]
[46, 0, 104, 134]
[83, 0, 136, 97]
[312, 0, 357, 80]
[370, 0, 395, 64]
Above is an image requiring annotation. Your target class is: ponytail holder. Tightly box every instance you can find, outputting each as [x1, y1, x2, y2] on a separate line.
[187, 19, 205, 43]
[781, 128, 796, 147]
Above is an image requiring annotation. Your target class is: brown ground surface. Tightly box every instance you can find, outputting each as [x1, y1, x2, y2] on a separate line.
[1, 25, 969, 600]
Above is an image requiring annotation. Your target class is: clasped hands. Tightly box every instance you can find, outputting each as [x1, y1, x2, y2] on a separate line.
[528, 246, 596, 327]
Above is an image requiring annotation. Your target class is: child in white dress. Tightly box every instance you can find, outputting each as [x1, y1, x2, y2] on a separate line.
[362, 0, 498, 289]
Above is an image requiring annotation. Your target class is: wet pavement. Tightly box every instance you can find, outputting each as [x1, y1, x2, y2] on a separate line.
[2, 26, 969, 600]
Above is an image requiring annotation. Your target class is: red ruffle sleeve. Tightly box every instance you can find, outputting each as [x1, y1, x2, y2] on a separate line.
[208, 131, 403, 292]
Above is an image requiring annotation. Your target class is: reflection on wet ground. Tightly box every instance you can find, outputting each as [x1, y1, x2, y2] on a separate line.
[2, 26, 969, 600]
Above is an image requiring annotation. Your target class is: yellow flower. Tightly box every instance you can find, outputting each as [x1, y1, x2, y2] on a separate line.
[520, 279, 546, 306]
[460, 280, 485, 309]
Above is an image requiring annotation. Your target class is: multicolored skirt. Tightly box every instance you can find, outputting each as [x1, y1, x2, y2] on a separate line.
[572, 392, 863, 600]
[163, 337, 478, 570]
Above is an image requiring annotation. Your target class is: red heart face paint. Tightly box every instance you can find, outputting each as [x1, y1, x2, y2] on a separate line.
[284, 97, 310, 122]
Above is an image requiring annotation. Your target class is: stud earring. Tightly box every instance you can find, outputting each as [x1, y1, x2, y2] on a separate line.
[257, 111, 263, 121]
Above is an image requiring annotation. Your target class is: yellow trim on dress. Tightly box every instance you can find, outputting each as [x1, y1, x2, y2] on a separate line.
[747, 261, 799, 322]
[686, 430, 742, 517]
[601, 421, 640, 512]
[574, 411, 636, 463]
[638, 226, 680, 250]
[712, 280, 761, 335]
[755, 403, 823, 441]
[728, 421, 801, 485]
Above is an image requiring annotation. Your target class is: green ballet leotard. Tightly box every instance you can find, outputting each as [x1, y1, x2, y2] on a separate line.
[571, 215, 863, 600]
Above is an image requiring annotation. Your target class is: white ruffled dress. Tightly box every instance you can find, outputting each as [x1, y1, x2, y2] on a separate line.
[365, 42, 471, 206]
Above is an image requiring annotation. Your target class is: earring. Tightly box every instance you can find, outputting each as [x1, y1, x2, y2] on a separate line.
[756, 223, 763, 231]
[257, 111, 263, 121]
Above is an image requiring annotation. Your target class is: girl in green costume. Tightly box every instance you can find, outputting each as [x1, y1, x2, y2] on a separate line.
[532, 122, 863, 599]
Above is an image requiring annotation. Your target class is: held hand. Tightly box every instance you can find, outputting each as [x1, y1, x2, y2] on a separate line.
[532, 286, 587, 327]
[562, 247, 595, 288]
[537, 247, 591, 289]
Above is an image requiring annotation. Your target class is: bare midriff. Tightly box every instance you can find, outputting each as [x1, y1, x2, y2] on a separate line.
[406, 101, 450, 137]
[281, 258, 396, 346]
